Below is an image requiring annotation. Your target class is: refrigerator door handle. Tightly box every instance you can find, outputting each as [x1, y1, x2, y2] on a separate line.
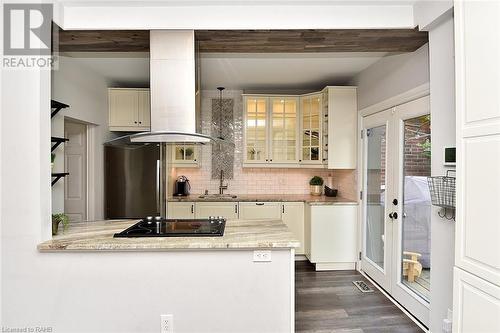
[156, 159, 160, 215]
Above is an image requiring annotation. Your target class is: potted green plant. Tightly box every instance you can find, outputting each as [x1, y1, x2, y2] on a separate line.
[309, 176, 324, 196]
[52, 213, 69, 236]
[185, 147, 194, 160]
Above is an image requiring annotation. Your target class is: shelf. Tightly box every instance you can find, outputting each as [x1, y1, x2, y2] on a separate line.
[51, 172, 69, 186]
[51, 100, 69, 118]
[51, 137, 69, 151]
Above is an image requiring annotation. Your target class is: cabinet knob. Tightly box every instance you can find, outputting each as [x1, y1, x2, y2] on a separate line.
[134, 121, 137, 124]
[139, 121, 142, 124]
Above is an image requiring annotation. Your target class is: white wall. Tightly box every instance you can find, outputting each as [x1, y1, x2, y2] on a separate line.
[351, 44, 430, 110]
[428, 14, 456, 333]
[51, 56, 112, 219]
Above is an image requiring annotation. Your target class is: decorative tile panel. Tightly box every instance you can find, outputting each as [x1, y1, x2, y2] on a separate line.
[211, 98, 234, 179]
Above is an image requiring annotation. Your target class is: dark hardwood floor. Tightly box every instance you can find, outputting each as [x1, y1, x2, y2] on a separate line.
[295, 261, 423, 333]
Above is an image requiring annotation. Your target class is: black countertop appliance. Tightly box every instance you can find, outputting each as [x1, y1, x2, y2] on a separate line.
[174, 175, 191, 196]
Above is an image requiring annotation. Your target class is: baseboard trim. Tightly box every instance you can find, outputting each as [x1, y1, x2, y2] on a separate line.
[315, 262, 356, 271]
[294, 255, 308, 261]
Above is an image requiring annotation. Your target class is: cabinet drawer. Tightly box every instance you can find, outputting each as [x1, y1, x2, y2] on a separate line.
[238, 202, 281, 220]
[195, 202, 238, 220]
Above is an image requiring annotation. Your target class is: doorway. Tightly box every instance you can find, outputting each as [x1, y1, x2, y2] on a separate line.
[361, 96, 431, 326]
[64, 120, 88, 222]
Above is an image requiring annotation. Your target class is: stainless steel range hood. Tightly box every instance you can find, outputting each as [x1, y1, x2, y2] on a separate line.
[130, 30, 224, 145]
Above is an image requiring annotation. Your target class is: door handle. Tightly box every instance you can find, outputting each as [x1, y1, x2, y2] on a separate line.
[256, 202, 264, 206]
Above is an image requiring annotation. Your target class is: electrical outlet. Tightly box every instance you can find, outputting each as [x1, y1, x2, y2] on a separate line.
[253, 250, 272, 262]
[161, 314, 173, 333]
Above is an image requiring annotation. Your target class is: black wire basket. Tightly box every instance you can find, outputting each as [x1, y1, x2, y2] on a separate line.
[427, 170, 456, 220]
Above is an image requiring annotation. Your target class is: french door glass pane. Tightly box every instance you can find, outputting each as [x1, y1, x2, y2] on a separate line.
[365, 125, 387, 270]
[401, 115, 431, 301]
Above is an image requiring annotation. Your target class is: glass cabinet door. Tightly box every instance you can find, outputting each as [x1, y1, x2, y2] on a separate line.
[301, 94, 322, 162]
[173, 144, 198, 164]
[270, 97, 298, 162]
[245, 97, 268, 162]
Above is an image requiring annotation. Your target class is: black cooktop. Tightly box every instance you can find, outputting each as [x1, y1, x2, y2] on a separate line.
[114, 217, 226, 238]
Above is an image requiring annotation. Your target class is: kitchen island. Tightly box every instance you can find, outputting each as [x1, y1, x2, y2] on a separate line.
[38, 219, 298, 333]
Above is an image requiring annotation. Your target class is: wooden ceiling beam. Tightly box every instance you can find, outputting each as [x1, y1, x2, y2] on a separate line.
[58, 29, 428, 53]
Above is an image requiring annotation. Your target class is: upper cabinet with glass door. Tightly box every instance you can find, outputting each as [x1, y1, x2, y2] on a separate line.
[270, 97, 299, 163]
[171, 143, 199, 168]
[300, 94, 323, 164]
[242, 87, 357, 169]
[244, 96, 268, 163]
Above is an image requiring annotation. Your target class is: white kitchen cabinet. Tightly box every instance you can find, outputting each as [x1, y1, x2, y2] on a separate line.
[299, 93, 323, 165]
[167, 202, 195, 219]
[137, 89, 151, 128]
[171, 144, 200, 168]
[305, 204, 357, 270]
[269, 97, 299, 163]
[195, 202, 239, 219]
[453, 267, 500, 333]
[238, 202, 282, 220]
[281, 202, 305, 255]
[243, 96, 269, 164]
[243, 96, 299, 165]
[324, 87, 357, 169]
[242, 88, 357, 169]
[452, 3, 500, 331]
[109, 88, 151, 132]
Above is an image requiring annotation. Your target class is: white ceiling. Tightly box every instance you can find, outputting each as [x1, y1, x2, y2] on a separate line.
[63, 51, 387, 91]
[200, 52, 386, 91]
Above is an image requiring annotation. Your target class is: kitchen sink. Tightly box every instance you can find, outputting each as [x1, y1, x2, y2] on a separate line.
[198, 194, 238, 199]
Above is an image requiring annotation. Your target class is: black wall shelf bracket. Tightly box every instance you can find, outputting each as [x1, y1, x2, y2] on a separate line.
[51, 137, 69, 151]
[51, 173, 69, 186]
[51, 100, 69, 118]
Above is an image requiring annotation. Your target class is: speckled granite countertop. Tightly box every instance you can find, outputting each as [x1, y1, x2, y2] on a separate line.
[38, 219, 300, 251]
[168, 194, 357, 205]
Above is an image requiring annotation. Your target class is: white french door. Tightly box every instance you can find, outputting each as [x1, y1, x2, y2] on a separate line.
[361, 96, 431, 326]
[361, 108, 395, 292]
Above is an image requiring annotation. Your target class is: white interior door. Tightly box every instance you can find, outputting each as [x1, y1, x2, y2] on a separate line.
[391, 96, 431, 325]
[64, 121, 87, 223]
[361, 108, 395, 292]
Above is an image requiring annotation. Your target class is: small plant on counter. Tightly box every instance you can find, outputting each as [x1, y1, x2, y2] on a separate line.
[309, 176, 324, 196]
[52, 213, 69, 236]
[51, 153, 56, 169]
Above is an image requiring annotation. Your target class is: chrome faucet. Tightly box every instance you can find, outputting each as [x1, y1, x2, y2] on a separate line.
[219, 170, 228, 194]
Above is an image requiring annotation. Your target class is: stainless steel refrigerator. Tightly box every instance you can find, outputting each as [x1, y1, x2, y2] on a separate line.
[105, 142, 166, 219]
